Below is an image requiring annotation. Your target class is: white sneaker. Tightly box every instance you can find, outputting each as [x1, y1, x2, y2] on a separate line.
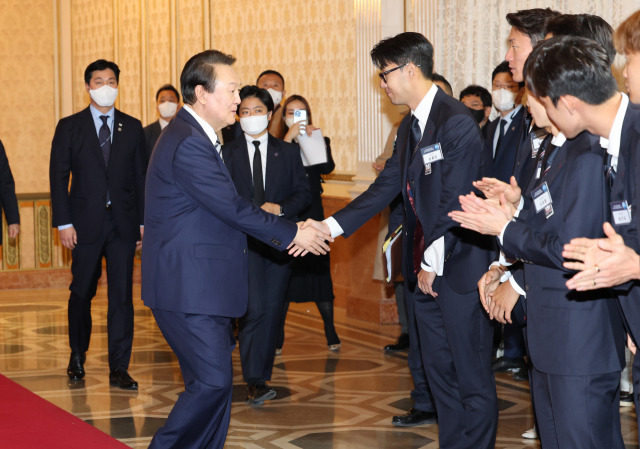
[522, 427, 538, 439]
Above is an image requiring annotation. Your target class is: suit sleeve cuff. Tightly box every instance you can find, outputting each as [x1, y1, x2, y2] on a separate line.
[58, 224, 73, 230]
[324, 216, 344, 239]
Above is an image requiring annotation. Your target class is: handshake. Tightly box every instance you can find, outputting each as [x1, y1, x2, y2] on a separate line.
[288, 219, 334, 257]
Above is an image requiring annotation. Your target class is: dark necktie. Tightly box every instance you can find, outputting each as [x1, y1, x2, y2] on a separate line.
[252, 140, 265, 206]
[494, 119, 507, 161]
[533, 135, 555, 188]
[521, 111, 533, 144]
[406, 115, 425, 275]
[99, 115, 111, 166]
[604, 152, 615, 188]
[409, 114, 422, 158]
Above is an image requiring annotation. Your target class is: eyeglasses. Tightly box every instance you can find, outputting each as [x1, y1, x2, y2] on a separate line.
[378, 64, 408, 83]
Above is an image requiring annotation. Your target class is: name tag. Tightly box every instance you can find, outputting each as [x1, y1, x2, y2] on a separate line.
[531, 182, 552, 214]
[611, 201, 632, 225]
[421, 143, 444, 165]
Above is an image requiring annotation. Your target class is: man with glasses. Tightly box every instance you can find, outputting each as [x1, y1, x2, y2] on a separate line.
[303, 32, 498, 448]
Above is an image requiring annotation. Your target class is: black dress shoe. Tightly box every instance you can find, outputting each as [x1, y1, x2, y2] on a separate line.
[620, 392, 634, 407]
[384, 333, 409, 352]
[512, 367, 529, 381]
[67, 352, 86, 381]
[109, 368, 138, 390]
[246, 381, 276, 405]
[492, 357, 525, 373]
[391, 408, 437, 427]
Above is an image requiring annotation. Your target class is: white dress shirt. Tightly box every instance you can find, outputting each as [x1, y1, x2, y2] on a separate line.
[600, 92, 628, 172]
[182, 104, 221, 156]
[244, 132, 269, 189]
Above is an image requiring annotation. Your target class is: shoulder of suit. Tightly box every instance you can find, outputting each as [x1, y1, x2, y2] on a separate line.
[143, 120, 160, 133]
[115, 109, 143, 128]
[269, 135, 298, 153]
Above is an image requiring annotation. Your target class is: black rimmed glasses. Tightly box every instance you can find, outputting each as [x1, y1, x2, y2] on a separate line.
[378, 63, 408, 83]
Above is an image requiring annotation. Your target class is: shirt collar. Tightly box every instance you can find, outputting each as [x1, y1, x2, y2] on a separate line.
[600, 92, 628, 158]
[244, 131, 269, 147]
[90, 105, 115, 122]
[411, 83, 439, 131]
[503, 104, 523, 126]
[159, 117, 169, 129]
[551, 132, 566, 147]
[182, 104, 220, 147]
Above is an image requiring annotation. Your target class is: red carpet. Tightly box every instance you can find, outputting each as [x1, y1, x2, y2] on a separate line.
[0, 374, 129, 448]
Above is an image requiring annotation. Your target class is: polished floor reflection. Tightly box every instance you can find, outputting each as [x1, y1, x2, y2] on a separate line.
[0, 285, 637, 448]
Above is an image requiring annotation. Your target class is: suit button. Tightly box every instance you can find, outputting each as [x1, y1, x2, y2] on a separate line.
[243, 248, 247, 254]
[525, 285, 530, 292]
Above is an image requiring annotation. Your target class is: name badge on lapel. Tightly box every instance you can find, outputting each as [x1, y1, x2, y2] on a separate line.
[531, 182, 553, 218]
[530, 129, 548, 158]
[420, 143, 444, 175]
[611, 201, 632, 225]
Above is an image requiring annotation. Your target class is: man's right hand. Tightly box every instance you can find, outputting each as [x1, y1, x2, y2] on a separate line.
[488, 281, 520, 324]
[288, 220, 332, 257]
[477, 267, 503, 312]
[473, 176, 522, 209]
[60, 226, 77, 250]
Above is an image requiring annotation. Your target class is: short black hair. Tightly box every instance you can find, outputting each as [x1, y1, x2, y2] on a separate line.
[239, 85, 275, 112]
[180, 49, 236, 105]
[491, 61, 524, 88]
[155, 84, 180, 102]
[84, 59, 120, 84]
[432, 73, 452, 95]
[525, 36, 617, 107]
[460, 85, 492, 108]
[506, 8, 561, 46]
[371, 32, 433, 80]
[256, 70, 285, 88]
[545, 14, 615, 66]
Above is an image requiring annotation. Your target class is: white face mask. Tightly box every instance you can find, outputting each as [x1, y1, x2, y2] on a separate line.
[89, 85, 118, 107]
[240, 114, 269, 136]
[492, 88, 517, 112]
[158, 101, 178, 118]
[267, 88, 283, 106]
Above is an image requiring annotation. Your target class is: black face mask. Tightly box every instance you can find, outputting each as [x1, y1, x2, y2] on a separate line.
[467, 107, 485, 124]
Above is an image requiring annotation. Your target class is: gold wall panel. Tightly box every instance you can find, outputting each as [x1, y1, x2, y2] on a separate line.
[71, 0, 115, 113]
[145, 0, 175, 125]
[0, 1, 55, 194]
[211, 0, 358, 173]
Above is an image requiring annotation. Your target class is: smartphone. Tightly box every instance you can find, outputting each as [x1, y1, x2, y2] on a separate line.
[293, 109, 307, 124]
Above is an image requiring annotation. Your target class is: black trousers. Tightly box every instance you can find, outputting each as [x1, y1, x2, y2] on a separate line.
[67, 211, 136, 371]
[238, 245, 292, 384]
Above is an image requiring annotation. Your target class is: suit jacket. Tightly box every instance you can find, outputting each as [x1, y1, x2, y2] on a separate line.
[221, 134, 310, 222]
[502, 131, 624, 376]
[333, 87, 494, 291]
[49, 107, 146, 244]
[0, 140, 19, 245]
[141, 108, 298, 317]
[610, 105, 640, 344]
[143, 120, 162, 164]
[486, 106, 525, 183]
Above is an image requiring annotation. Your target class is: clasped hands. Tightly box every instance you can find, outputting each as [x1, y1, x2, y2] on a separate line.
[288, 219, 334, 257]
[448, 176, 520, 236]
[563, 222, 640, 291]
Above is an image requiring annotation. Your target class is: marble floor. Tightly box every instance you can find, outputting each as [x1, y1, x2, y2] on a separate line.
[0, 285, 637, 448]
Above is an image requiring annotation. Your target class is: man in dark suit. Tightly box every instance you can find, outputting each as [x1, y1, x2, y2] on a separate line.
[142, 50, 330, 449]
[222, 85, 310, 405]
[304, 32, 498, 449]
[451, 37, 627, 448]
[0, 140, 20, 242]
[49, 59, 146, 389]
[143, 84, 181, 163]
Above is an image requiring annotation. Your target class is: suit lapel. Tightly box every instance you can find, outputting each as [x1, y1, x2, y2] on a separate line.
[265, 136, 280, 198]
[81, 107, 107, 171]
[235, 139, 254, 194]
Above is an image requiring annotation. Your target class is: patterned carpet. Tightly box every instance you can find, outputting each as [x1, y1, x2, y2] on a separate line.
[0, 285, 636, 448]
